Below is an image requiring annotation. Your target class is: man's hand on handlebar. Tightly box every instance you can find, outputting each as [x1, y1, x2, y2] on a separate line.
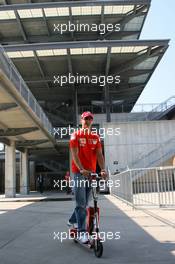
[100, 169, 108, 179]
[80, 169, 108, 180]
[80, 169, 91, 178]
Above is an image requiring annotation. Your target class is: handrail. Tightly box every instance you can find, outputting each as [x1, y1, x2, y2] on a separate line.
[146, 96, 175, 120]
[131, 137, 175, 168]
[0, 45, 53, 135]
[149, 96, 175, 113]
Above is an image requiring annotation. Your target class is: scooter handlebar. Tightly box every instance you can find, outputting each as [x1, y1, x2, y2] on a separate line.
[89, 173, 102, 179]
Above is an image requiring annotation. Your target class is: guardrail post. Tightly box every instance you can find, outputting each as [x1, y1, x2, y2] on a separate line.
[129, 170, 134, 209]
[156, 168, 160, 207]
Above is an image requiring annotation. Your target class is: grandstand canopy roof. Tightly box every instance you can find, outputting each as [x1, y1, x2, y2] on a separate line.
[3, 39, 169, 125]
[0, 0, 151, 44]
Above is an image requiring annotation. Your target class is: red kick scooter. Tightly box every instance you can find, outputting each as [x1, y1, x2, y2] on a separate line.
[69, 173, 104, 258]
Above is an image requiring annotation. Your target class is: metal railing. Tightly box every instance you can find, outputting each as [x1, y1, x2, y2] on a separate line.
[79, 97, 175, 119]
[131, 103, 160, 113]
[146, 96, 175, 120]
[0, 46, 53, 135]
[110, 167, 175, 208]
[79, 103, 160, 114]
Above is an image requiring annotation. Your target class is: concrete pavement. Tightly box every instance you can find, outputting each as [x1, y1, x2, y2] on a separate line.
[0, 191, 72, 202]
[0, 194, 174, 264]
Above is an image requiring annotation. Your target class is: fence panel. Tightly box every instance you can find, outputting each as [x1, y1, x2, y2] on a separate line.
[110, 167, 175, 208]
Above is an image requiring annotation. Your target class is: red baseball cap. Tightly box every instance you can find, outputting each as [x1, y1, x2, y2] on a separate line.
[81, 111, 94, 119]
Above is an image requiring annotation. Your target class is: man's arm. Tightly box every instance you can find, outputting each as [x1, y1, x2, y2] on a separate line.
[96, 148, 105, 170]
[96, 148, 107, 178]
[71, 147, 90, 177]
[71, 147, 83, 171]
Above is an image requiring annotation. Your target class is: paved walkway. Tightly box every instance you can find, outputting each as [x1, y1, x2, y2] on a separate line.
[0, 191, 72, 202]
[0, 194, 174, 264]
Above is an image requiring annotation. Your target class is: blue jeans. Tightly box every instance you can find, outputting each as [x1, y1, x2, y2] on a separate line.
[69, 173, 92, 232]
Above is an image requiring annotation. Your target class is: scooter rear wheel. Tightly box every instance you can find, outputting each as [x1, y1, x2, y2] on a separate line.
[93, 240, 103, 258]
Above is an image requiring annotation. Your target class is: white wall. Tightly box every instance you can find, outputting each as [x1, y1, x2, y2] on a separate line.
[103, 120, 175, 173]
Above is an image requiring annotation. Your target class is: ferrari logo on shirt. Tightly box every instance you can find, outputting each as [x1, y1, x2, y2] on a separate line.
[79, 138, 86, 146]
[88, 139, 97, 145]
[92, 139, 97, 144]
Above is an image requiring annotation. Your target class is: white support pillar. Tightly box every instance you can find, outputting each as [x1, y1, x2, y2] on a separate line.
[20, 149, 29, 195]
[29, 161, 36, 191]
[5, 141, 16, 198]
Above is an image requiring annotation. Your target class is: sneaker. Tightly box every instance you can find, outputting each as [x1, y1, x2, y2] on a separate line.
[73, 223, 78, 229]
[67, 221, 78, 229]
[77, 232, 89, 244]
[67, 220, 73, 227]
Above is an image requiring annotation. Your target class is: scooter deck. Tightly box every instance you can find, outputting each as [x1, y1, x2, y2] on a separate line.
[73, 237, 94, 249]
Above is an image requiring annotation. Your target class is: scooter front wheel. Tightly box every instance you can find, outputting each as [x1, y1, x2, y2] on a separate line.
[93, 239, 103, 258]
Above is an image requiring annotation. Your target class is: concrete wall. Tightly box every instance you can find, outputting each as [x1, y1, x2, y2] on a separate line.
[0, 159, 20, 194]
[103, 120, 175, 174]
[78, 113, 149, 128]
[0, 160, 5, 194]
[0, 156, 35, 194]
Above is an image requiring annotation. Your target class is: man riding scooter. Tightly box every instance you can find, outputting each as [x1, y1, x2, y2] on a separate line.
[68, 111, 107, 243]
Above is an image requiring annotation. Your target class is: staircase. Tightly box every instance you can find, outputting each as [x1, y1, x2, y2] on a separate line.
[146, 96, 175, 120]
[131, 136, 175, 169]
[39, 160, 67, 173]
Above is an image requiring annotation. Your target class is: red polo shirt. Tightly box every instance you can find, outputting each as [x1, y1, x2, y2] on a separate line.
[69, 129, 102, 173]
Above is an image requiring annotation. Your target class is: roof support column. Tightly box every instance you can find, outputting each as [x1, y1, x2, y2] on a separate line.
[5, 141, 16, 197]
[104, 47, 111, 122]
[29, 161, 36, 191]
[20, 149, 29, 195]
[104, 84, 111, 122]
[73, 85, 79, 127]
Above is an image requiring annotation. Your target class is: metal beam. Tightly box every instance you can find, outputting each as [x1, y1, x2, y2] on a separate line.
[0, 127, 39, 137]
[0, 0, 151, 11]
[31, 86, 100, 94]
[110, 84, 144, 94]
[33, 50, 50, 90]
[4, 40, 170, 52]
[67, 48, 73, 74]
[99, 4, 105, 39]
[0, 103, 18, 111]
[14, 10, 28, 42]
[0, 0, 28, 46]
[16, 139, 49, 147]
[30, 84, 146, 101]
[42, 8, 51, 36]
[104, 47, 111, 122]
[45, 110, 72, 125]
[73, 85, 78, 126]
[102, 4, 147, 39]
[69, 7, 75, 41]
[67, 48, 78, 126]
[0, 31, 140, 45]
[0, 137, 11, 146]
[100, 5, 105, 24]
[28, 147, 58, 153]
[110, 46, 165, 75]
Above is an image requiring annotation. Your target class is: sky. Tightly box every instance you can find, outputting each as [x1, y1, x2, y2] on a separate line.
[136, 0, 175, 104]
